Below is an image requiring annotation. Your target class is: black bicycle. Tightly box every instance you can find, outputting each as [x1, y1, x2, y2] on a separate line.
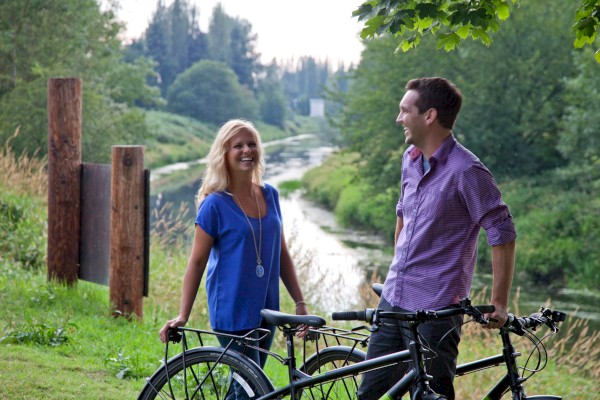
[138, 298, 502, 400]
[304, 283, 567, 399]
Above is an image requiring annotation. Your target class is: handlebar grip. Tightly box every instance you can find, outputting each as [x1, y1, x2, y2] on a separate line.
[475, 305, 496, 314]
[435, 304, 495, 319]
[332, 311, 367, 321]
[332, 309, 376, 322]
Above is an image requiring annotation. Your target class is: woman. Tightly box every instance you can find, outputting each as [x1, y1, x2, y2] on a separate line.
[159, 119, 308, 369]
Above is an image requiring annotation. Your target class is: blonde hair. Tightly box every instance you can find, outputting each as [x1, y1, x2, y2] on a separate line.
[196, 119, 265, 205]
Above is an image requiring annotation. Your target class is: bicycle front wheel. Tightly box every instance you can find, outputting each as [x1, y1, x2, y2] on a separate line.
[138, 346, 274, 400]
[299, 346, 366, 400]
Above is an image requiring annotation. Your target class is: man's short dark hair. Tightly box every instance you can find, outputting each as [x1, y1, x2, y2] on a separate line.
[405, 77, 462, 130]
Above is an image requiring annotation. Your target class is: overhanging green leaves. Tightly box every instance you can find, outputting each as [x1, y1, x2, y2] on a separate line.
[354, 0, 600, 62]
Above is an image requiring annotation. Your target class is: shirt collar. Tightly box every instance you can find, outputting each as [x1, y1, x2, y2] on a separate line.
[409, 134, 457, 164]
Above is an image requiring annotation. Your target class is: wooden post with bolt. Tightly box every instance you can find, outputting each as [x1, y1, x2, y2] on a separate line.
[47, 78, 82, 285]
[109, 145, 146, 318]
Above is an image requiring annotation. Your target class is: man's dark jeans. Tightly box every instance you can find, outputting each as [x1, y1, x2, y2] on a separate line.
[357, 297, 462, 400]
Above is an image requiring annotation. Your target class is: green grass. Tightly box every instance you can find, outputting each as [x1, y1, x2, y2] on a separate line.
[1, 346, 140, 399]
[143, 110, 215, 169]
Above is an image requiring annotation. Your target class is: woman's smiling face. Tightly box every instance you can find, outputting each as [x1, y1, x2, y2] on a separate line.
[226, 129, 260, 174]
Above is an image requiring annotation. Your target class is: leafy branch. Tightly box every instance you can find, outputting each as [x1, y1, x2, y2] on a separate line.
[353, 0, 600, 62]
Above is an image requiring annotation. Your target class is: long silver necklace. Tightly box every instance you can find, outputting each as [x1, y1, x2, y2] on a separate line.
[233, 190, 264, 278]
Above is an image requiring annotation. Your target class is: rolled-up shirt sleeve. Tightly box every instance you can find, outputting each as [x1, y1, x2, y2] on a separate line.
[459, 165, 517, 246]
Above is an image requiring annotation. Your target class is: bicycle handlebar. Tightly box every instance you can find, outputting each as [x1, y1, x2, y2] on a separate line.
[332, 298, 495, 325]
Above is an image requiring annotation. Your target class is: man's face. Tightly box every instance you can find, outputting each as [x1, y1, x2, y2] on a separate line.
[396, 90, 427, 146]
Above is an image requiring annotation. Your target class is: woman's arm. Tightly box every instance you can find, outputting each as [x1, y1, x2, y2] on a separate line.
[159, 225, 213, 342]
[279, 230, 308, 316]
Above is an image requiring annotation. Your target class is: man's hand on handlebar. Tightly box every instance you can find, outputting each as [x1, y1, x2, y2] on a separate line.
[484, 304, 509, 329]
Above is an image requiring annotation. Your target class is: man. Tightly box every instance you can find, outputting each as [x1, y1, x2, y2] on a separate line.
[357, 77, 516, 400]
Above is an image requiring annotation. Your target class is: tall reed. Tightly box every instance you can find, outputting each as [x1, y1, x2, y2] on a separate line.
[0, 128, 47, 198]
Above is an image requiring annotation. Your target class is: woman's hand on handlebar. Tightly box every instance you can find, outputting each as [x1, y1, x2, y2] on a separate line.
[484, 304, 509, 329]
[159, 317, 188, 343]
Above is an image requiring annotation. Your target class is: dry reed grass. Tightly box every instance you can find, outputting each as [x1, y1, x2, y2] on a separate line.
[552, 311, 600, 380]
[150, 200, 193, 249]
[0, 128, 47, 198]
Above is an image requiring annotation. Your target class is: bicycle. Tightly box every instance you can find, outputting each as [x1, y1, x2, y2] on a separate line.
[138, 298, 498, 400]
[308, 283, 567, 399]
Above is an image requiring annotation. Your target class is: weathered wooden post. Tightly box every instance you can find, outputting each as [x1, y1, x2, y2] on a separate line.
[110, 146, 145, 318]
[47, 78, 82, 285]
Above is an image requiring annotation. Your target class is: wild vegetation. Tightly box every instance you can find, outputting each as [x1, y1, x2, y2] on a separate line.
[307, 0, 600, 290]
[1, 0, 599, 398]
[1, 136, 598, 399]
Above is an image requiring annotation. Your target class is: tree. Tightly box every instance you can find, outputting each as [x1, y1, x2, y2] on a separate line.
[331, 35, 459, 191]
[353, 0, 600, 62]
[206, 4, 261, 90]
[330, 1, 581, 187]
[229, 20, 261, 89]
[141, 0, 207, 95]
[559, 47, 600, 167]
[256, 62, 287, 128]
[453, 0, 577, 177]
[166, 60, 258, 125]
[280, 56, 332, 116]
[0, 0, 158, 162]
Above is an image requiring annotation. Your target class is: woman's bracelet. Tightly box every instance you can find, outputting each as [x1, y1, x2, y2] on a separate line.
[295, 300, 306, 306]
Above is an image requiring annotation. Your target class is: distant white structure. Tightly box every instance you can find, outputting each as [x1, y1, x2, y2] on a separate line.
[309, 98, 325, 117]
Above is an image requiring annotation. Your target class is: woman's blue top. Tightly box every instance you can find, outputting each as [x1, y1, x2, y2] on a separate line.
[195, 183, 282, 331]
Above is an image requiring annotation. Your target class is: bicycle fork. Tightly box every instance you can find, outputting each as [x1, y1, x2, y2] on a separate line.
[500, 330, 527, 400]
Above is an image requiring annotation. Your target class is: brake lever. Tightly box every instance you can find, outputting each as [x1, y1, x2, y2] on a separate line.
[468, 305, 489, 325]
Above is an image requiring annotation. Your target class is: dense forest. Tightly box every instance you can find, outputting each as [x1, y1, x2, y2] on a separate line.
[0, 0, 598, 289]
[0, 0, 351, 163]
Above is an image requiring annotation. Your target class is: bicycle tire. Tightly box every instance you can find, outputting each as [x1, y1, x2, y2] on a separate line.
[138, 346, 274, 400]
[298, 346, 366, 400]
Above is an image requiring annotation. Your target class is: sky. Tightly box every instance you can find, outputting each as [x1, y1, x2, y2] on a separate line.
[114, 0, 366, 66]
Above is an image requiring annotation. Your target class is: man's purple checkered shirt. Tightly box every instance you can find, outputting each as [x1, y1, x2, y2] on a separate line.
[382, 134, 517, 311]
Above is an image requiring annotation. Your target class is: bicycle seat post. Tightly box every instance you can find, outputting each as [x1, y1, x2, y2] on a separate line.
[282, 326, 299, 399]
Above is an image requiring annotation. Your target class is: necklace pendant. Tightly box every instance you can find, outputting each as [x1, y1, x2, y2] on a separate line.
[256, 264, 265, 278]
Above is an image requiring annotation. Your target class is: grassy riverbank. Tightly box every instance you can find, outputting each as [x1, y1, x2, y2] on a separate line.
[143, 110, 318, 169]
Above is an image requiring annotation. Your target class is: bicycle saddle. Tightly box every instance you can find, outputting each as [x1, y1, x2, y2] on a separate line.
[372, 282, 383, 297]
[260, 309, 326, 328]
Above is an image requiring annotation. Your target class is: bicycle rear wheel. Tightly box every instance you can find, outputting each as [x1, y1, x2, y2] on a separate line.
[138, 346, 274, 400]
[299, 346, 366, 400]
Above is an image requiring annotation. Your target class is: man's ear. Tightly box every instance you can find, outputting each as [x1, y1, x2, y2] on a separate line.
[424, 108, 437, 125]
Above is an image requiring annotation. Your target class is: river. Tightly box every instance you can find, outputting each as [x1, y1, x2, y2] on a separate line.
[150, 133, 600, 325]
